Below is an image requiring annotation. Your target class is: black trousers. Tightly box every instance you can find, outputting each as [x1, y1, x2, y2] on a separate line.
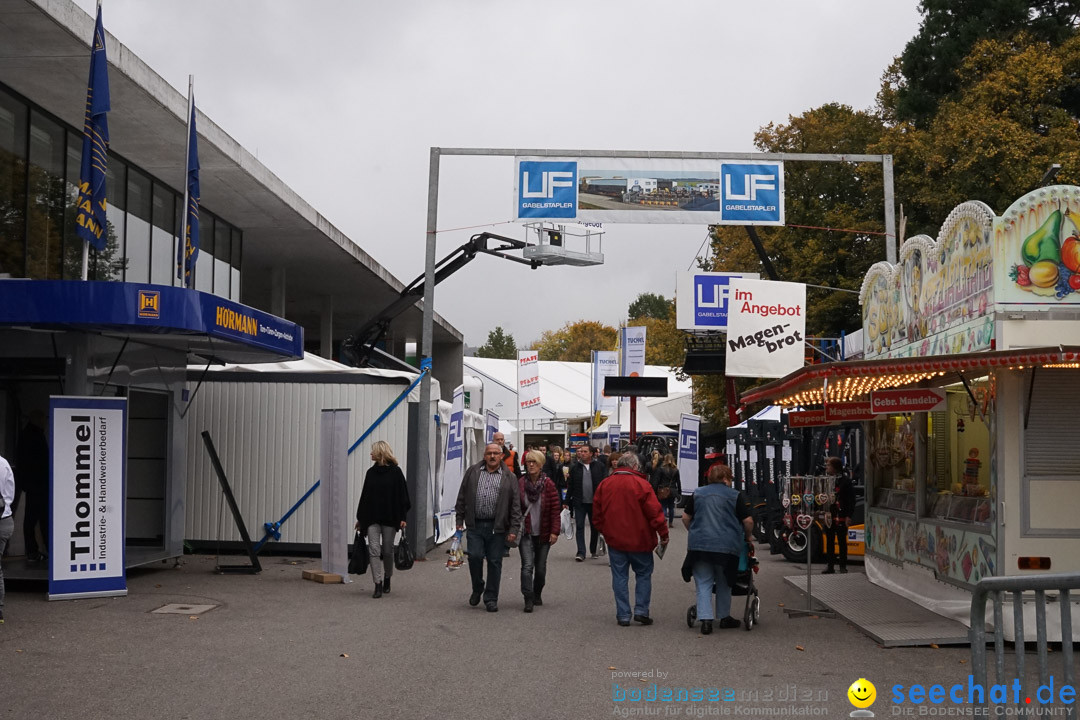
[23, 493, 48, 556]
[823, 519, 848, 567]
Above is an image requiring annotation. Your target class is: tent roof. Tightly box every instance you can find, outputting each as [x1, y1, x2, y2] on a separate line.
[463, 357, 691, 419]
[187, 353, 435, 401]
[590, 400, 676, 435]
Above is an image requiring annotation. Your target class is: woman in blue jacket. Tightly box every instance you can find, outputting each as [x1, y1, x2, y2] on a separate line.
[682, 464, 753, 634]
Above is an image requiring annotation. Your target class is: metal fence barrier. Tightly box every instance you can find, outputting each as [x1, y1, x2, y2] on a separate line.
[970, 572, 1078, 711]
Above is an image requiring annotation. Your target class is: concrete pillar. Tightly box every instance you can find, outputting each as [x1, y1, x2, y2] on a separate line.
[320, 295, 333, 360]
[64, 333, 90, 396]
[271, 266, 286, 319]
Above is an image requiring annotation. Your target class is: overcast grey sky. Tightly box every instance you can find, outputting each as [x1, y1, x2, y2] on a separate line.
[72, 0, 922, 348]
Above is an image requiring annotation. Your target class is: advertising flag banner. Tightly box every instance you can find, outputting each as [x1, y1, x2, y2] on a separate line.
[178, 98, 201, 286]
[485, 410, 499, 444]
[676, 271, 760, 331]
[74, 6, 111, 252]
[608, 424, 622, 451]
[49, 396, 126, 600]
[592, 350, 619, 415]
[445, 385, 466, 491]
[725, 278, 806, 378]
[517, 350, 541, 411]
[620, 326, 647, 377]
[514, 157, 783, 225]
[319, 409, 351, 580]
[677, 414, 700, 497]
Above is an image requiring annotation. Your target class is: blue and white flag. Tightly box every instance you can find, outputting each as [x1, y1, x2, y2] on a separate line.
[178, 99, 201, 286]
[74, 6, 110, 252]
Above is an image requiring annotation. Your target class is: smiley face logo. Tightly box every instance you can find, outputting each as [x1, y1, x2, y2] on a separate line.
[847, 678, 876, 709]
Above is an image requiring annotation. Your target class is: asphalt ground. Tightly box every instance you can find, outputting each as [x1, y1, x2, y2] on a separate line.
[2, 522, 983, 720]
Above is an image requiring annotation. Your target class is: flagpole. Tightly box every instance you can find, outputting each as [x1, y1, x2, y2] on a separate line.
[80, 0, 103, 282]
[180, 74, 193, 288]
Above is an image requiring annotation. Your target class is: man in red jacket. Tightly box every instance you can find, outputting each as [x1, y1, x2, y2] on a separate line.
[593, 453, 669, 627]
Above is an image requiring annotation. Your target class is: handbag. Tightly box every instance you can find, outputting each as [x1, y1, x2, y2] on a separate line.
[657, 486, 672, 501]
[560, 507, 574, 540]
[394, 530, 415, 571]
[348, 531, 369, 575]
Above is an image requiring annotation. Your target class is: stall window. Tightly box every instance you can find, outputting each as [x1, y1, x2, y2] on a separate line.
[1023, 369, 1080, 534]
[63, 131, 83, 279]
[924, 382, 992, 525]
[213, 219, 230, 298]
[869, 414, 916, 513]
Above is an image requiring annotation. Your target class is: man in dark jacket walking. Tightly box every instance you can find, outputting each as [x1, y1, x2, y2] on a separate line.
[593, 453, 669, 626]
[564, 445, 607, 561]
[456, 443, 522, 612]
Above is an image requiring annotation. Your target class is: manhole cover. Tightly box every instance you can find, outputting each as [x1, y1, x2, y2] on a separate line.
[152, 603, 218, 615]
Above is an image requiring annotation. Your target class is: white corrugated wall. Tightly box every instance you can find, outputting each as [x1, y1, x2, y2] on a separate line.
[184, 380, 411, 545]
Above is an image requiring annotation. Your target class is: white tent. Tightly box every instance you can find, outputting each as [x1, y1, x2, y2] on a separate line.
[590, 399, 676, 437]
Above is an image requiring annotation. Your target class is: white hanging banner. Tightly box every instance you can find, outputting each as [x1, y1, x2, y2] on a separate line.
[592, 350, 619, 415]
[724, 278, 806, 378]
[620, 325, 647, 377]
[517, 350, 541, 411]
[485, 409, 499, 444]
[49, 396, 127, 600]
[319, 408, 351, 581]
[608, 424, 622, 451]
[677, 414, 700, 498]
[446, 386, 466, 491]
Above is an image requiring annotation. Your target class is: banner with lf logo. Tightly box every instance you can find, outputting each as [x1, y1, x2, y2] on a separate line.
[677, 414, 700, 498]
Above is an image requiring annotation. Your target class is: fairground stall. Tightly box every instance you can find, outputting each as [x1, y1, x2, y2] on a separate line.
[740, 186, 1080, 635]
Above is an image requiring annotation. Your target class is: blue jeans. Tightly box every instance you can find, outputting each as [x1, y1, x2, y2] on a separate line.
[574, 503, 597, 557]
[467, 520, 506, 603]
[607, 548, 653, 621]
[518, 535, 550, 598]
[692, 560, 733, 621]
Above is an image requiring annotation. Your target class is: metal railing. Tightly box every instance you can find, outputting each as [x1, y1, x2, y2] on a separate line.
[970, 573, 1078, 711]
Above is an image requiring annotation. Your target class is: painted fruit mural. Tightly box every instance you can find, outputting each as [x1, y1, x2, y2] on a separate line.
[1010, 208, 1080, 298]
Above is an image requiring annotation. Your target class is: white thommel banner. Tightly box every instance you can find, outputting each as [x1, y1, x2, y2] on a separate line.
[485, 410, 499, 444]
[725, 278, 806, 378]
[49, 396, 127, 600]
[592, 350, 618, 415]
[677, 414, 700, 497]
[517, 350, 541, 411]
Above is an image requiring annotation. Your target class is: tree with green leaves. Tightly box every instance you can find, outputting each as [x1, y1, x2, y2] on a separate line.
[532, 320, 617, 362]
[627, 292, 673, 321]
[475, 326, 517, 359]
[892, 0, 1080, 127]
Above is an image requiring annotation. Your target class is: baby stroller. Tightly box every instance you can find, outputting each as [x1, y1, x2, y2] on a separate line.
[685, 541, 761, 631]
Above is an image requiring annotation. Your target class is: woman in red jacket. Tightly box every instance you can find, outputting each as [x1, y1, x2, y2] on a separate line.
[519, 450, 561, 613]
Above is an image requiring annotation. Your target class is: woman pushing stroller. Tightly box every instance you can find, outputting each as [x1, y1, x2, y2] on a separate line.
[682, 463, 754, 634]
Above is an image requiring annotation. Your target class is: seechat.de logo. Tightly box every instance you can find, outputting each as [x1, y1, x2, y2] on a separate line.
[721, 163, 782, 224]
[693, 274, 734, 327]
[519, 161, 577, 219]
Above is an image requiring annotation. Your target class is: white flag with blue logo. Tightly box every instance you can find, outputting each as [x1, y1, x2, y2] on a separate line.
[677, 414, 700, 498]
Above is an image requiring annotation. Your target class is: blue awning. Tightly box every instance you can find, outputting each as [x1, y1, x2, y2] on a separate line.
[0, 280, 304, 363]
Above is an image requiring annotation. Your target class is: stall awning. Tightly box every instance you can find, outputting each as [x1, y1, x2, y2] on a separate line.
[0, 280, 304, 363]
[740, 346, 1080, 407]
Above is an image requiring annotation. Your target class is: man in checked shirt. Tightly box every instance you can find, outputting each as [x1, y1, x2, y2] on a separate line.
[456, 443, 522, 612]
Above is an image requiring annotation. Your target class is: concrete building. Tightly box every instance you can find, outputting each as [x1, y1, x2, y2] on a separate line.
[0, 0, 463, 573]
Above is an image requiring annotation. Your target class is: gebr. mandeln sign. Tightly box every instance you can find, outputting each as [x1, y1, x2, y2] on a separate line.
[870, 388, 946, 414]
